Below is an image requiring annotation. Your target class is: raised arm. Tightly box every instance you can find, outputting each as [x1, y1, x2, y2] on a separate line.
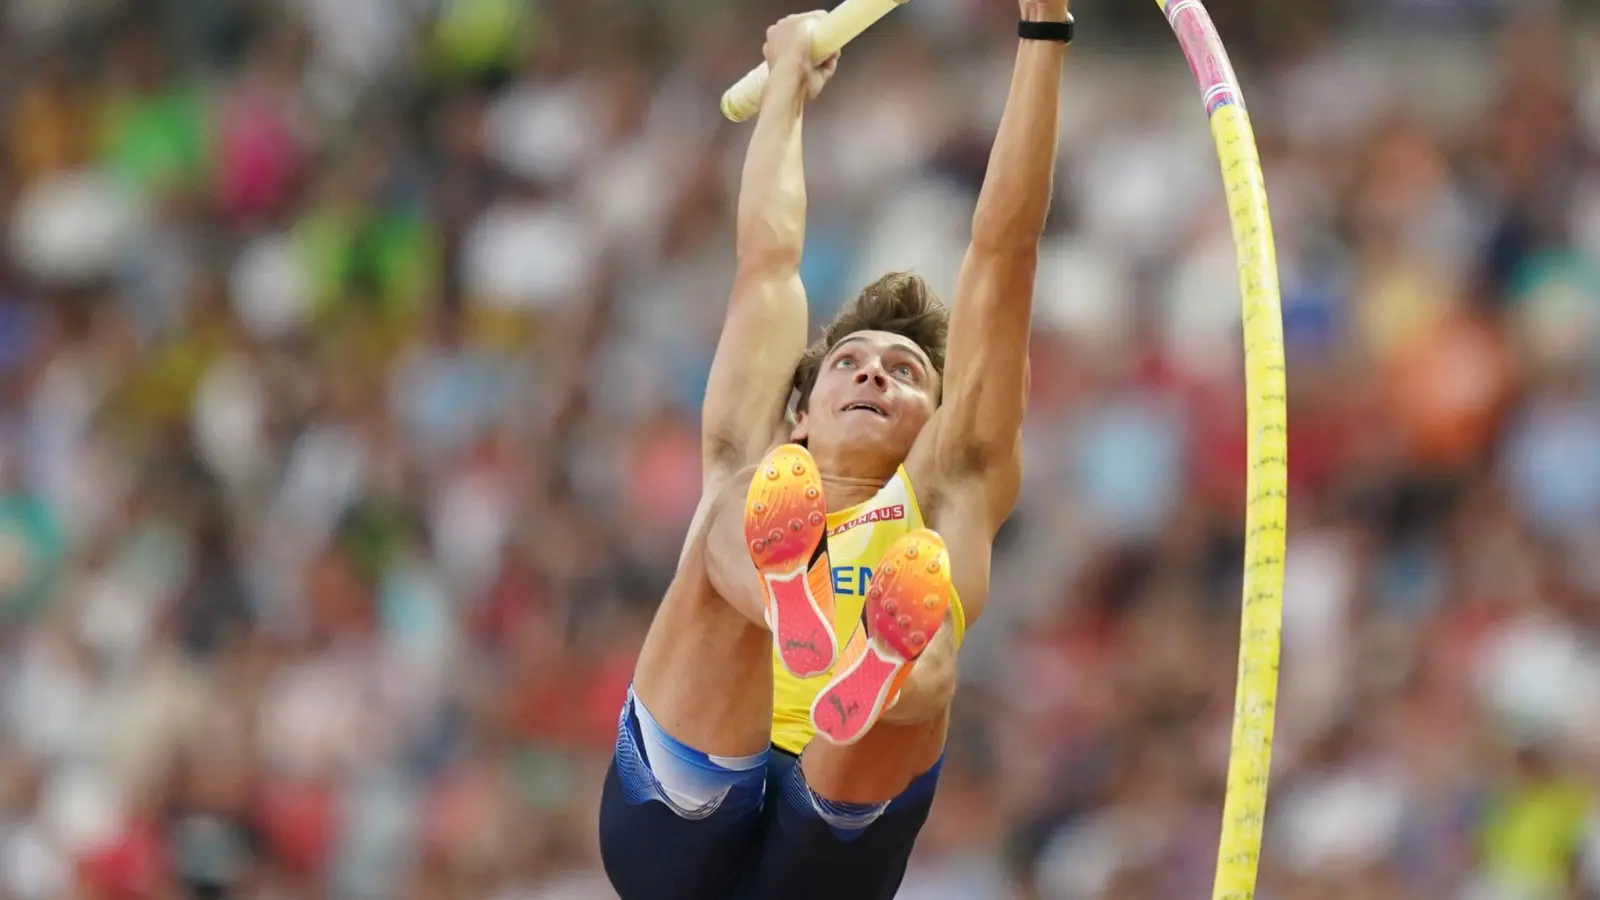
[912, 0, 1068, 521]
[701, 14, 839, 483]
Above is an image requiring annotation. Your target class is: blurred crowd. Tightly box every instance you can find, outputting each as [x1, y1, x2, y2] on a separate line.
[1, 0, 1599, 898]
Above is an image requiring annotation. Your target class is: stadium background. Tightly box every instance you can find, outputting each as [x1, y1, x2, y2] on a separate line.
[1, 0, 1599, 897]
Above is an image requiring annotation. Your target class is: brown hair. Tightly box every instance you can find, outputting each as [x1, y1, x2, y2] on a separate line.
[791, 272, 949, 414]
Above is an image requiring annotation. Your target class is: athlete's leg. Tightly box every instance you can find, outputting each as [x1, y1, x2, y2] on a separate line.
[801, 624, 958, 802]
[629, 481, 780, 760]
[804, 527, 959, 801]
[631, 444, 831, 758]
[599, 687, 769, 900]
[732, 533, 962, 900]
[601, 446, 832, 900]
[600, 491, 775, 898]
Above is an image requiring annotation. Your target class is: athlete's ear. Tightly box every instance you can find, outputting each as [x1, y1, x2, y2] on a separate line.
[789, 410, 809, 443]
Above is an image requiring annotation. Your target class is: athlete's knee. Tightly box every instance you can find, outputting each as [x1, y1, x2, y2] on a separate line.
[883, 627, 958, 725]
[702, 474, 770, 627]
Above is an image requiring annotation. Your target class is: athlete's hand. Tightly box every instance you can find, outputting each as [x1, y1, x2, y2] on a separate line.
[1020, 0, 1070, 21]
[763, 12, 840, 101]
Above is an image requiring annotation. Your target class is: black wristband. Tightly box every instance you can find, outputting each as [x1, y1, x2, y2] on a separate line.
[1018, 14, 1073, 43]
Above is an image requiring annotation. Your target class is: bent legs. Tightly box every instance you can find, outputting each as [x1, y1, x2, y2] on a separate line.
[629, 445, 834, 759]
[602, 454, 811, 900]
[629, 487, 777, 759]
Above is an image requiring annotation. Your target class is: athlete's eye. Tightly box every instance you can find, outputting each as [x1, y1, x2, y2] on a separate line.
[836, 356, 856, 369]
[894, 364, 914, 379]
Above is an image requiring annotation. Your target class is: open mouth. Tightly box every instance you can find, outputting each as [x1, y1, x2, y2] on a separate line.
[840, 401, 888, 418]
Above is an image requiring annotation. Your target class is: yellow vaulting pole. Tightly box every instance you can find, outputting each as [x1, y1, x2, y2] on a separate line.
[1154, 2, 1288, 897]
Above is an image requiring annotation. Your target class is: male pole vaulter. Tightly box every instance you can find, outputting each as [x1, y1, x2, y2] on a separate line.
[599, 2, 1071, 896]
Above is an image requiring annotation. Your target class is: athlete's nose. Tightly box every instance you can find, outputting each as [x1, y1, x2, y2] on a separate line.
[853, 365, 887, 389]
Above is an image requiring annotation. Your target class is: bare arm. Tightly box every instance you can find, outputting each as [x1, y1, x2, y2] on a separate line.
[910, 0, 1068, 527]
[701, 14, 839, 483]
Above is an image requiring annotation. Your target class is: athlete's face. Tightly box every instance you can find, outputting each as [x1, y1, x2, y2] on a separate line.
[793, 330, 939, 472]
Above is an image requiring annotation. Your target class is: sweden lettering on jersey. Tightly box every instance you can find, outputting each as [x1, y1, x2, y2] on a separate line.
[830, 565, 874, 597]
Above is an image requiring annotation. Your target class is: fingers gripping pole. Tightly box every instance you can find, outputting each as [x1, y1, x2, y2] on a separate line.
[1154, 1, 1288, 898]
[720, 0, 907, 122]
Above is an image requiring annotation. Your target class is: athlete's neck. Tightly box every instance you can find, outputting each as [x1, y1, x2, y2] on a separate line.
[819, 471, 891, 512]
[803, 441, 900, 509]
